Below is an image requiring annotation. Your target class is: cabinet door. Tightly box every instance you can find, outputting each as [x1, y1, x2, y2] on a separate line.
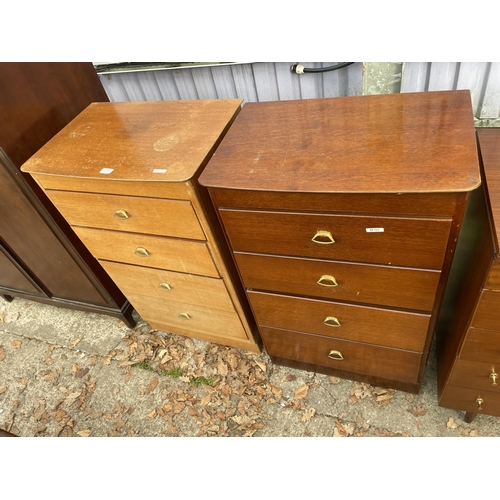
[0, 243, 45, 296]
[0, 152, 109, 305]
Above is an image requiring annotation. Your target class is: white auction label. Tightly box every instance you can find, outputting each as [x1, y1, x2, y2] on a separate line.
[99, 168, 114, 174]
[366, 228, 384, 233]
[153, 169, 167, 173]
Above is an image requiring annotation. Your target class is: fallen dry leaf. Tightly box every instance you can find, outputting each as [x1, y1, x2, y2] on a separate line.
[294, 385, 309, 400]
[145, 377, 159, 394]
[201, 393, 212, 406]
[77, 430, 92, 437]
[0, 313, 4, 322]
[301, 407, 316, 422]
[285, 374, 296, 382]
[329, 377, 341, 384]
[217, 360, 228, 376]
[147, 409, 157, 418]
[0, 346, 5, 361]
[0, 387, 6, 394]
[254, 360, 266, 373]
[407, 406, 427, 417]
[11, 340, 22, 349]
[447, 417, 459, 429]
[270, 384, 283, 399]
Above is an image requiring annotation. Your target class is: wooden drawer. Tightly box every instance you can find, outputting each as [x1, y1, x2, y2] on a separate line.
[471, 290, 500, 331]
[220, 209, 451, 269]
[484, 259, 500, 291]
[127, 293, 248, 340]
[447, 358, 500, 392]
[459, 327, 500, 364]
[235, 252, 440, 311]
[47, 190, 205, 240]
[261, 326, 421, 385]
[73, 226, 219, 277]
[247, 291, 430, 352]
[100, 260, 235, 312]
[439, 384, 500, 416]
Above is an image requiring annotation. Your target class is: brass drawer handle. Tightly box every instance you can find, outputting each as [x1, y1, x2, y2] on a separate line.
[476, 397, 484, 411]
[178, 312, 190, 320]
[317, 275, 338, 287]
[490, 370, 498, 386]
[113, 209, 129, 220]
[134, 247, 149, 257]
[328, 350, 344, 361]
[311, 230, 335, 245]
[324, 316, 341, 327]
[158, 282, 172, 291]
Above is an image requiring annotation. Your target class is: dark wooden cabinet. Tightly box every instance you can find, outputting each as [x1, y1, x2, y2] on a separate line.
[200, 90, 480, 393]
[437, 128, 500, 420]
[0, 63, 134, 326]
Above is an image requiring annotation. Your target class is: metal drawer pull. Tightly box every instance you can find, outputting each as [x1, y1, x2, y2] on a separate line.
[178, 313, 190, 320]
[113, 209, 129, 220]
[490, 370, 498, 386]
[324, 316, 341, 327]
[328, 350, 344, 361]
[476, 397, 483, 411]
[158, 282, 172, 291]
[317, 275, 338, 287]
[134, 247, 149, 257]
[311, 230, 335, 245]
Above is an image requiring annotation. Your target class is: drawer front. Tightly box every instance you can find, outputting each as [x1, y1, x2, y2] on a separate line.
[100, 260, 235, 312]
[248, 291, 430, 352]
[459, 327, 500, 364]
[261, 326, 421, 385]
[128, 293, 248, 340]
[47, 190, 205, 240]
[235, 252, 440, 311]
[484, 259, 500, 291]
[448, 359, 500, 392]
[73, 227, 219, 277]
[220, 209, 451, 269]
[439, 384, 500, 416]
[471, 290, 500, 331]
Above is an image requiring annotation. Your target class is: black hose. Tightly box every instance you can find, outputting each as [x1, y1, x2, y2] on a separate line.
[290, 62, 355, 74]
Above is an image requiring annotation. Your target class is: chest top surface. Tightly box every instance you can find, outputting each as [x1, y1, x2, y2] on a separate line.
[21, 99, 243, 183]
[199, 90, 480, 194]
[477, 128, 500, 249]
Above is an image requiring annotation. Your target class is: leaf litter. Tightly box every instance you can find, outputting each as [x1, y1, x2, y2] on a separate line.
[1, 319, 454, 437]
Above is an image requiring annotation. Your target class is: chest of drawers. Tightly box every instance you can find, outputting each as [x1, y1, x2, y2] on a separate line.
[199, 90, 480, 393]
[437, 128, 500, 419]
[21, 100, 261, 353]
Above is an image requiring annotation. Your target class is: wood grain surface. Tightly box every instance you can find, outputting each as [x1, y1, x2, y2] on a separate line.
[100, 261, 236, 312]
[220, 208, 451, 269]
[459, 327, 500, 364]
[73, 227, 219, 278]
[127, 293, 248, 340]
[260, 326, 421, 385]
[199, 91, 479, 194]
[234, 252, 440, 311]
[248, 290, 430, 352]
[22, 100, 243, 183]
[46, 190, 206, 240]
[477, 128, 500, 251]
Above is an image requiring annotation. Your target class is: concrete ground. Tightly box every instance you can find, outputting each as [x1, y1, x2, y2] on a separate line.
[0, 296, 499, 438]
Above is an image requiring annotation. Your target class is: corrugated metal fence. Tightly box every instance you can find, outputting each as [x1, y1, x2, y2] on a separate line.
[97, 62, 500, 123]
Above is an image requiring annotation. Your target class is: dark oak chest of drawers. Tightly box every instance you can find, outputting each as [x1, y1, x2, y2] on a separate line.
[200, 90, 480, 393]
[437, 128, 500, 419]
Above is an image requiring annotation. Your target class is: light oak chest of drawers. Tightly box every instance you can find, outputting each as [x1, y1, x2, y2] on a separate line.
[437, 128, 500, 419]
[21, 100, 261, 353]
[200, 90, 480, 393]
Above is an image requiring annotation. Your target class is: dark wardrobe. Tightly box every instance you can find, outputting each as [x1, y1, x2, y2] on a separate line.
[0, 62, 135, 326]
